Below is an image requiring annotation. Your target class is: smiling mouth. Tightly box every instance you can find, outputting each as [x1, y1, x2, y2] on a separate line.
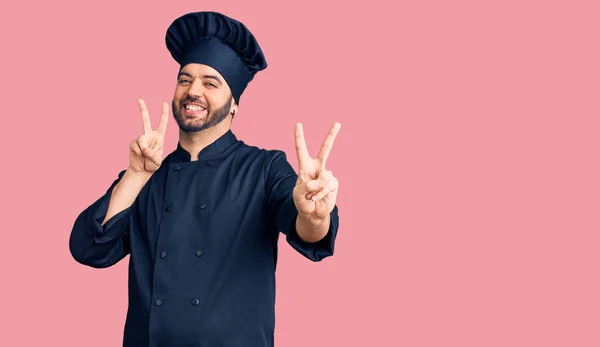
[184, 103, 206, 110]
[182, 103, 208, 117]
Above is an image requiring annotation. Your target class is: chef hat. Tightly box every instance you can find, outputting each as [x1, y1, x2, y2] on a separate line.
[165, 11, 268, 104]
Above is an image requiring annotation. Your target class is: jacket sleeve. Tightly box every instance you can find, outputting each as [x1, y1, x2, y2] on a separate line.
[265, 150, 340, 262]
[69, 170, 136, 268]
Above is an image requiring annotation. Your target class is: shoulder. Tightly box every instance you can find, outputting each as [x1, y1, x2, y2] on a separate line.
[234, 140, 296, 178]
[234, 140, 290, 164]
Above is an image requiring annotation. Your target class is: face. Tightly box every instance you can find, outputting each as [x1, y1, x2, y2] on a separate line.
[172, 63, 236, 133]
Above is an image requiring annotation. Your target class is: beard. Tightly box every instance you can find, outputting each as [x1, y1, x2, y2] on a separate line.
[172, 95, 233, 133]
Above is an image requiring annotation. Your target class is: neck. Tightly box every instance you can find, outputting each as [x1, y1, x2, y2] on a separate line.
[178, 119, 232, 161]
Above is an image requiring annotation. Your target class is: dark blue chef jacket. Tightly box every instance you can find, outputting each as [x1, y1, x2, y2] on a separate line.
[69, 130, 340, 347]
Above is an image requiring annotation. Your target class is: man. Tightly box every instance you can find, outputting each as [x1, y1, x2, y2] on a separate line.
[69, 11, 341, 347]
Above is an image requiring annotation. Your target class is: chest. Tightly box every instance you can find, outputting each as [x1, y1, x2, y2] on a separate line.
[137, 159, 271, 255]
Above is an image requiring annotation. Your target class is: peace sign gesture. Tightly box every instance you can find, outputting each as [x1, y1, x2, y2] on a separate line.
[292, 122, 341, 220]
[128, 99, 169, 176]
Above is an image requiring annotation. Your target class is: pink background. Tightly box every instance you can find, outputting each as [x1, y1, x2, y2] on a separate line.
[1, 0, 599, 346]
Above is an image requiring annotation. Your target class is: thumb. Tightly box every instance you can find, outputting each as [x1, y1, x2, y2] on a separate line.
[147, 150, 162, 168]
[137, 135, 151, 156]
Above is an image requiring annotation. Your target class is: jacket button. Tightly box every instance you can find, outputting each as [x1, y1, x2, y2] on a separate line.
[173, 165, 180, 171]
[199, 203, 207, 210]
[191, 298, 200, 306]
[196, 250, 204, 257]
[166, 205, 173, 212]
[160, 252, 167, 258]
[205, 161, 214, 167]
[155, 299, 163, 306]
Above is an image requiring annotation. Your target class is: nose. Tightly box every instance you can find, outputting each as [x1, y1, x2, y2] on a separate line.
[188, 79, 205, 99]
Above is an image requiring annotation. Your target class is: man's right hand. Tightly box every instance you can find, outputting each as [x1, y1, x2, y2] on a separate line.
[129, 99, 169, 176]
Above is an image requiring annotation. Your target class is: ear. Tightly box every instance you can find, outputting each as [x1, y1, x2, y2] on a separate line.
[230, 98, 238, 115]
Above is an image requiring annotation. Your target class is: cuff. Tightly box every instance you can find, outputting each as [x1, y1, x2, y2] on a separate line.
[285, 205, 339, 262]
[86, 188, 133, 244]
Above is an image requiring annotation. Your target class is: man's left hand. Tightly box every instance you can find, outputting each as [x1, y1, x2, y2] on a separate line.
[292, 122, 341, 221]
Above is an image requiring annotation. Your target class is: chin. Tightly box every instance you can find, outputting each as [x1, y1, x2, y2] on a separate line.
[178, 118, 215, 133]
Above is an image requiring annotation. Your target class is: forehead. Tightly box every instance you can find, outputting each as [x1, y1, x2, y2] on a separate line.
[179, 63, 222, 78]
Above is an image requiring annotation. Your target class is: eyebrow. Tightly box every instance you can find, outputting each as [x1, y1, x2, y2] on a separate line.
[178, 72, 223, 86]
[202, 74, 223, 85]
[178, 72, 193, 79]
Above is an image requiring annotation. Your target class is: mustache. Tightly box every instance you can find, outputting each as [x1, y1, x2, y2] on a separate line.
[180, 97, 208, 108]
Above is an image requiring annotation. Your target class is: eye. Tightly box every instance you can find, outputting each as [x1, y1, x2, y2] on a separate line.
[205, 82, 217, 88]
[179, 79, 191, 84]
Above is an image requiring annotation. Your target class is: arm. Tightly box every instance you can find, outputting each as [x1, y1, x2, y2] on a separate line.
[69, 169, 150, 268]
[102, 169, 151, 226]
[295, 213, 331, 243]
[266, 151, 340, 262]
[69, 99, 169, 268]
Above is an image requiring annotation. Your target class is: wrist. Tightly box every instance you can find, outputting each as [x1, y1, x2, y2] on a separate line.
[295, 213, 330, 243]
[126, 167, 153, 180]
[119, 168, 153, 191]
[297, 212, 330, 226]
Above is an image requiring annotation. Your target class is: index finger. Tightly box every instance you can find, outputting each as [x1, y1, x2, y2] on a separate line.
[295, 123, 311, 163]
[317, 122, 341, 164]
[156, 101, 169, 134]
[138, 99, 152, 135]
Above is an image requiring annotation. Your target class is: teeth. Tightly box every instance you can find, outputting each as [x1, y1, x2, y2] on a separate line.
[185, 104, 204, 111]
